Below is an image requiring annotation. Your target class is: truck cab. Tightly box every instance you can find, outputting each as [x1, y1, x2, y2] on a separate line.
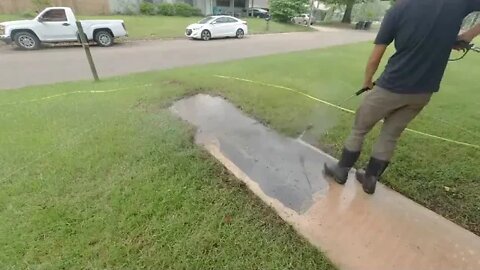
[0, 7, 127, 50]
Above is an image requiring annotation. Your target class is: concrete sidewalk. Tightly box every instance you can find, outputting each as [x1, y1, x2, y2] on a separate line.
[171, 94, 480, 270]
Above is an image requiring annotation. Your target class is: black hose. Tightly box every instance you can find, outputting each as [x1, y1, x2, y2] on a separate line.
[449, 40, 476, 61]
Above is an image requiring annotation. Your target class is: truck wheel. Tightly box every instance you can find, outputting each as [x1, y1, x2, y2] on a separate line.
[94, 30, 114, 47]
[13, 31, 40, 50]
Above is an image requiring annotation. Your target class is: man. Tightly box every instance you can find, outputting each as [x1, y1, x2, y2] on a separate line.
[324, 0, 480, 194]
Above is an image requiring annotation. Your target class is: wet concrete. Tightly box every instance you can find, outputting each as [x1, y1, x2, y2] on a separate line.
[170, 94, 480, 270]
[171, 94, 330, 213]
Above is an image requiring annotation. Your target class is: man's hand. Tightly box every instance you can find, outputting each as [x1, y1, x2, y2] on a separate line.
[456, 24, 480, 49]
[458, 32, 474, 44]
[453, 39, 471, 51]
[363, 80, 375, 90]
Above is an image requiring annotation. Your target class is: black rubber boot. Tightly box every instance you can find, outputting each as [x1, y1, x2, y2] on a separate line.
[324, 148, 360, 185]
[355, 158, 389, 194]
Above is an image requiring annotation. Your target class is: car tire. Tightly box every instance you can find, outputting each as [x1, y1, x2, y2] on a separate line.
[236, 29, 245, 39]
[201, 30, 211, 41]
[94, 30, 114, 47]
[13, 31, 40, 50]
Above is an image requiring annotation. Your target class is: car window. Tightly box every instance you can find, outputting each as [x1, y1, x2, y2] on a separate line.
[41, 9, 67, 22]
[198, 16, 213, 24]
[225, 17, 238, 23]
[214, 17, 228, 24]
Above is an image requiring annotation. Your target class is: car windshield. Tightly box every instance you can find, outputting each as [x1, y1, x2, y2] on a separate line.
[198, 17, 214, 24]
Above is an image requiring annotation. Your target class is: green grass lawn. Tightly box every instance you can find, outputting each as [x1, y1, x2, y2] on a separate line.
[1, 42, 479, 267]
[0, 14, 22, 22]
[0, 14, 312, 40]
[0, 82, 334, 268]
[107, 16, 312, 39]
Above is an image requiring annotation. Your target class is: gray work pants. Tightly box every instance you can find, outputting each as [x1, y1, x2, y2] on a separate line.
[344, 86, 432, 161]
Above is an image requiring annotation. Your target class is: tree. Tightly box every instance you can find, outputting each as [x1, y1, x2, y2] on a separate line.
[324, 0, 358, 23]
[270, 0, 309, 23]
[354, 0, 387, 22]
[325, 0, 390, 24]
[342, 0, 356, 23]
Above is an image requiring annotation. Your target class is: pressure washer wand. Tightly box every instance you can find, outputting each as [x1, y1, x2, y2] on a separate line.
[341, 85, 373, 105]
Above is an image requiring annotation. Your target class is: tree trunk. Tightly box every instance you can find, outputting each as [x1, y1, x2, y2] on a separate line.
[342, 0, 354, 24]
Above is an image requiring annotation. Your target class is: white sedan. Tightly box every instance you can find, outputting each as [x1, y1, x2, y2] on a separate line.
[291, 14, 316, 25]
[185, 16, 248, 41]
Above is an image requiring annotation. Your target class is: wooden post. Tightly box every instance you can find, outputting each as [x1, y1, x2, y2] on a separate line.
[76, 21, 99, 82]
[251, 0, 255, 17]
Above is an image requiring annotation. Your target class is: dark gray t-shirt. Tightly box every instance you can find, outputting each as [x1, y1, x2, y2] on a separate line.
[375, 0, 480, 94]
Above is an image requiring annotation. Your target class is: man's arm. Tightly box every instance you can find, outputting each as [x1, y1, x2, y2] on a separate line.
[461, 1, 480, 42]
[364, 45, 388, 89]
[363, 4, 398, 89]
[459, 23, 480, 42]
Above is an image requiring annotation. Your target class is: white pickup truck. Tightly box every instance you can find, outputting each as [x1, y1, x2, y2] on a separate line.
[0, 7, 127, 50]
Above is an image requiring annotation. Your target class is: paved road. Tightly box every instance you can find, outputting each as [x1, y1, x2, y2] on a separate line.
[0, 29, 375, 90]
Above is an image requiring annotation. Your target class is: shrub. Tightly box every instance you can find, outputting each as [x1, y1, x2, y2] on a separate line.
[158, 3, 175, 16]
[140, 2, 157, 15]
[270, 0, 308, 23]
[139, 2, 202, 17]
[173, 3, 192, 17]
[192, 8, 202, 16]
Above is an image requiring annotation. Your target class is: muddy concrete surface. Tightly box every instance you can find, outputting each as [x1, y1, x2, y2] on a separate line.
[170, 94, 480, 270]
[171, 94, 330, 213]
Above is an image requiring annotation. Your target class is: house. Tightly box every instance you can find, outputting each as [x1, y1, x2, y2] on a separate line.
[0, 0, 111, 14]
[0, 0, 268, 16]
[149, 0, 269, 16]
[153, 0, 248, 16]
[252, 0, 269, 10]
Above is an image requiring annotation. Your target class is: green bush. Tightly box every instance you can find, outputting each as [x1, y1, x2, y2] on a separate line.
[193, 8, 202, 16]
[158, 3, 175, 16]
[270, 0, 308, 23]
[174, 3, 194, 17]
[140, 2, 157, 15]
[139, 2, 202, 17]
